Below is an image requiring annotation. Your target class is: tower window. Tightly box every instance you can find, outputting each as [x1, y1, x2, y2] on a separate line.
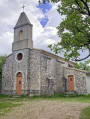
[19, 30, 23, 40]
[17, 53, 23, 60]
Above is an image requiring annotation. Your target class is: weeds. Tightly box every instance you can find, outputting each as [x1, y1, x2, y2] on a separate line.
[80, 106, 90, 119]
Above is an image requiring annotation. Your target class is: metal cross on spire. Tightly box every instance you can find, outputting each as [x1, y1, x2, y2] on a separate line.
[21, 5, 25, 12]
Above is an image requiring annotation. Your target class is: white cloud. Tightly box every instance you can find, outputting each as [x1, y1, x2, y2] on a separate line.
[33, 2, 62, 53]
[45, 38, 56, 45]
[0, 32, 13, 55]
[0, 0, 62, 56]
[0, 0, 43, 55]
[46, 2, 62, 27]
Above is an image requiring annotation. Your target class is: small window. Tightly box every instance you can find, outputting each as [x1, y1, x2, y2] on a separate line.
[19, 30, 23, 40]
[19, 81, 21, 84]
[17, 53, 23, 60]
[68, 64, 74, 68]
[70, 78, 72, 81]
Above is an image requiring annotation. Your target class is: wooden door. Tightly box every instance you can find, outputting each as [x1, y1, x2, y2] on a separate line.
[16, 72, 22, 95]
[68, 75, 74, 91]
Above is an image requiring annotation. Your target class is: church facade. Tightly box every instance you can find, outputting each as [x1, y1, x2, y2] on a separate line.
[1, 12, 90, 96]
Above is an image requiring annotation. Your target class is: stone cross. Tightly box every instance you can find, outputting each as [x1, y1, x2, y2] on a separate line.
[21, 5, 25, 12]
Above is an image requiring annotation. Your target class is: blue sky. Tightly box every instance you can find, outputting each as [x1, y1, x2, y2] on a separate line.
[37, 1, 52, 27]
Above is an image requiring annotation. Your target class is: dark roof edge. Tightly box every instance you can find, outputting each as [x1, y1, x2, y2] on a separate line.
[32, 48, 75, 65]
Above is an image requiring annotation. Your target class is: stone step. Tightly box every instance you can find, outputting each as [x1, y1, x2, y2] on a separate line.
[65, 91, 75, 95]
[64, 91, 77, 97]
[12, 95, 21, 98]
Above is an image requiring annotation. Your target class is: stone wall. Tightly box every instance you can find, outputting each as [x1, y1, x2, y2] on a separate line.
[2, 48, 87, 96]
[2, 49, 30, 95]
[40, 53, 65, 95]
[40, 54, 55, 95]
[40, 50, 74, 67]
[64, 67, 87, 94]
[13, 49, 30, 95]
[56, 61, 65, 94]
[2, 54, 13, 95]
[2, 49, 42, 96]
[29, 49, 41, 96]
[86, 74, 90, 94]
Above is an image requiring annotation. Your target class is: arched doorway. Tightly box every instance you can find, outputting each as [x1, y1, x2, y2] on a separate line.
[16, 72, 22, 95]
[68, 75, 74, 91]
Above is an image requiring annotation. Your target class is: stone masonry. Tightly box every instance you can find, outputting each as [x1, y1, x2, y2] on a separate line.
[2, 48, 88, 96]
[64, 67, 87, 94]
[1, 11, 90, 96]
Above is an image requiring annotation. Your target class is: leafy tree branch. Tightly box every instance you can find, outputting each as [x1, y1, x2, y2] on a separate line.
[75, 59, 90, 71]
[0, 56, 6, 80]
[39, 0, 90, 61]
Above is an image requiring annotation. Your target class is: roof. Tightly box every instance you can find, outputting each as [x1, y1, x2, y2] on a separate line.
[14, 12, 32, 29]
[40, 49, 75, 65]
[32, 48, 75, 65]
[65, 66, 90, 74]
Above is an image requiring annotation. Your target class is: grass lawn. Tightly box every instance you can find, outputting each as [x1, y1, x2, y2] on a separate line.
[0, 94, 90, 118]
[45, 94, 90, 103]
[0, 95, 21, 117]
[80, 106, 90, 119]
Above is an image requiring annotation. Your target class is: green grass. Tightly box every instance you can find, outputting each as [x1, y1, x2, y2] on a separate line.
[80, 106, 90, 119]
[12, 93, 90, 103]
[0, 94, 10, 98]
[49, 94, 90, 103]
[26, 93, 90, 103]
[0, 102, 20, 116]
[0, 94, 21, 117]
[0, 102, 20, 109]
[0, 94, 90, 117]
[1, 94, 90, 103]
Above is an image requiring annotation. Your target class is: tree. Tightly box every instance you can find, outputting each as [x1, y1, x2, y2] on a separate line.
[75, 60, 90, 71]
[0, 56, 6, 80]
[39, 0, 90, 61]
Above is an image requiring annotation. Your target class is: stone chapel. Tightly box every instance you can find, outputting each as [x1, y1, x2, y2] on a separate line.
[1, 12, 90, 96]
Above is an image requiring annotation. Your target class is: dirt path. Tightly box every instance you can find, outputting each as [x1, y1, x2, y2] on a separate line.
[0, 101, 90, 119]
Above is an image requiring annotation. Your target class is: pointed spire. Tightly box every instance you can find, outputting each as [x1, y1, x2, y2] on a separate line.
[14, 12, 32, 29]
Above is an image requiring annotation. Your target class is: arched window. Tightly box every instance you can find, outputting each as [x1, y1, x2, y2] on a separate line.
[19, 30, 23, 40]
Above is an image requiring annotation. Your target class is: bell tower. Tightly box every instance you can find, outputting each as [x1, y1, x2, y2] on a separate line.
[12, 12, 33, 51]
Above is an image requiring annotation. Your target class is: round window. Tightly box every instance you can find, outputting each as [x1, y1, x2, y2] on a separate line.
[17, 53, 23, 60]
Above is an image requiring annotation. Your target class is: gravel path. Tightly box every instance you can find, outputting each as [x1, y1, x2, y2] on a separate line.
[0, 101, 90, 119]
